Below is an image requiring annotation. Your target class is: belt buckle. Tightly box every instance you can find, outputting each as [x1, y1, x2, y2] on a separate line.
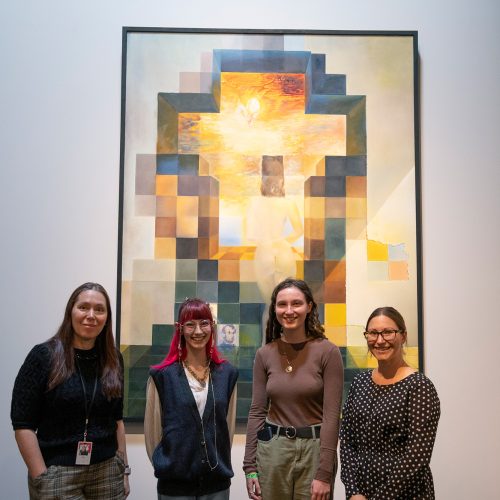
[285, 426, 297, 439]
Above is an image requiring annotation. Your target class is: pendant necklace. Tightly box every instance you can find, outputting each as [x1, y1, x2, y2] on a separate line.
[278, 344, 294, 373]
[183, 360, 210, 387]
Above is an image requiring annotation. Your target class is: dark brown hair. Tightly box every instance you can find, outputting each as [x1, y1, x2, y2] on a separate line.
[366, 306, 407, 335]
[265, 278, 325, 343]
[46, 282, 122, 399]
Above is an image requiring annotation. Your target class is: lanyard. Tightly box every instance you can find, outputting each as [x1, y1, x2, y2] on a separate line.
[75, 358, 98, 442]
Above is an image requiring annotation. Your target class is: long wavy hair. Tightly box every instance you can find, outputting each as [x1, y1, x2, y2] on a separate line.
[265, 278, 325, 344]
[153, 298, 224, 369]
[46, 282, 122, 399]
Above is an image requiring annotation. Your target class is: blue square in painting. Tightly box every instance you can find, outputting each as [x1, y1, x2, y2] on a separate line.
[388, 243, 407, 261]
[325, 176, 346, 197]
[218, 282, 240, 303]
[198, 260, 218, 281]
[240, 303, 262, 324]
[197, 281, 218, 303]
[325, 219, 346, 260]
[304, 260, 324, 281]
[157, 155, 180, 175]
[325, 156, 366, 177]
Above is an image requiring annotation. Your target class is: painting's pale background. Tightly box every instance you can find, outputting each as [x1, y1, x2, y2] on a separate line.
[1, 1, 499, 499]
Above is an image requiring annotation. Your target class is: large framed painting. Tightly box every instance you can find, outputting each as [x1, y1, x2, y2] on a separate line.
[117, 28, 422, 422]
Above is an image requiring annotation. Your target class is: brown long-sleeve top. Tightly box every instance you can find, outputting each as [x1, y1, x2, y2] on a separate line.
[243, 337, 344, 484]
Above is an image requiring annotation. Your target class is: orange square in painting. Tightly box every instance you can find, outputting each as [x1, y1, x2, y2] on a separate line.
[219, 260, 240, 281]
[199, 196, 210, 216]
[199, 156, 210, 176]
[198, 238, 210, 259]
[324, 281, 346, 303]
[346, 218, 367, 240]
[325, 260, 346, 282]
[209, 197, 219, 217]
[177, 196, 199, 217]
[156, 175, 177, 196]
[155, 217, 176, 237]
[315, 157, 325, 177]
[309, 219, 324, 239]
[325, 198, 346, 218]
[240, 260, 257, 282]
[156, 196, 177, 217]
[176, 216, 198, 238]
[346, 176, 367, 197]
[346, 198, 366, 218]
[295, 260, 304, 280]
[324, 326, 347, 346]
[209, 238, 219, 258]
[305, 197, 325, 219]
[389, 261, 408, 280]
[155, 238, 176, 259]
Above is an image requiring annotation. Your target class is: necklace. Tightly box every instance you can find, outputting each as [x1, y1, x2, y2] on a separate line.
[200, 372, 219, 471]
[183, 360, 210, 387]
[278, 345, 294, 373]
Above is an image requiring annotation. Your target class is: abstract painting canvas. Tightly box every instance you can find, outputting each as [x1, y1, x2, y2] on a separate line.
[117, 28, 421, 421]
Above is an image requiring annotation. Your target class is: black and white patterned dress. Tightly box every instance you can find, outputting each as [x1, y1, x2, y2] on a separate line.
[340, 371, 440, 499]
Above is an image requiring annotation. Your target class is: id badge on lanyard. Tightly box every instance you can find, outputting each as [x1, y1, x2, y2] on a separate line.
[75, 358, 98, 465]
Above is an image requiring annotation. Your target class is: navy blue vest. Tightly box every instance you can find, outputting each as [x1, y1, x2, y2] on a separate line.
[150, 361, 238, 496]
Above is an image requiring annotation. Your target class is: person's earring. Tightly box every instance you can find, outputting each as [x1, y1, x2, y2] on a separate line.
[178, 336, 183, 361]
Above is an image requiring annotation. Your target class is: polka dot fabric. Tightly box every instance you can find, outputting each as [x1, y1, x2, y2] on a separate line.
[340, 371, 440, 499]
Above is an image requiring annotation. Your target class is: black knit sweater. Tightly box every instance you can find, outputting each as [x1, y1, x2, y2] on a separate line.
[11, 342, 123, 466]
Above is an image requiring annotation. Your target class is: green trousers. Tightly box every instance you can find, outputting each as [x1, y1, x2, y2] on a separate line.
[256, 434, 326, 500]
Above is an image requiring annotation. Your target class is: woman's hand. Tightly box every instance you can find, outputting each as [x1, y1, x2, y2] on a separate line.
[349, 495, 368, 500]
[246, 476, 262, 500]
[123, 475, 130, 497]
[310, 479, 331, 500]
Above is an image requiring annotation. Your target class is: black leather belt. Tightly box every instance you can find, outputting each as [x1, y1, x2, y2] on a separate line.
[266, 423, 321, 439]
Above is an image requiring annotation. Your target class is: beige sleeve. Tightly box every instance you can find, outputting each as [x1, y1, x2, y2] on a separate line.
[227, 385, 237, 445]
[144, 376, 162, 463]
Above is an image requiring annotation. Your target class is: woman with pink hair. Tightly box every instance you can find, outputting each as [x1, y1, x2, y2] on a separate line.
[144, 298, 238, 500]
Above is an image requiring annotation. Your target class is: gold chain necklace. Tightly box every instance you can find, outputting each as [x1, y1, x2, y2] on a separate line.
[183, 360, 210, 387]
[278, 345, 294, 373]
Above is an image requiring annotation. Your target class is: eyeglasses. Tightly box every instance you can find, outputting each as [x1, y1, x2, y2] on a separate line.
[363, 329, 403, 341]
[181, 320, 213, 334]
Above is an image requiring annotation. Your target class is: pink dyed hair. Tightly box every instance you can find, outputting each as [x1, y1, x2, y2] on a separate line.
[153, 298, 224, 369]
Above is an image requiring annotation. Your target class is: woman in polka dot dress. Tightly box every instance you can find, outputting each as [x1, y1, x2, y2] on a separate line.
[340, 307, 440, 499]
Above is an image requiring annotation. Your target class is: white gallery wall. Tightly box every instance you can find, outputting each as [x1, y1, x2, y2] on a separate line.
[1, 1, 499, 499]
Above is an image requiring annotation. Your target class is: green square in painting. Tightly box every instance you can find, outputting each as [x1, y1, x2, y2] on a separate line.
[152, 324, 173, 346]
[239, 324, 262, 346]
[239, 282, 263, 303]
[175, 281, 196, 302]
[176, 259, 197, 281]
[217, 303, 240, 323]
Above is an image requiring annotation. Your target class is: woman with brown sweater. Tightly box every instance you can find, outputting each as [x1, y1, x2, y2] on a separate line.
[243, 278, 344, 500]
